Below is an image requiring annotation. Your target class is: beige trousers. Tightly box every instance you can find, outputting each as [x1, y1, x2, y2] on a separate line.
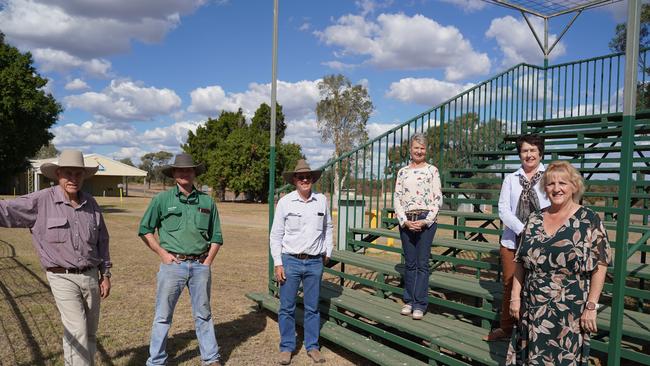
[46, 269, 100, 366]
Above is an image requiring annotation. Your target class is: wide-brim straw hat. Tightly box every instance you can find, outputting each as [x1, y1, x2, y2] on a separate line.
[282, 159, 322, 185]
[161, 153, 206, 178]
[40, 150, 99, 180]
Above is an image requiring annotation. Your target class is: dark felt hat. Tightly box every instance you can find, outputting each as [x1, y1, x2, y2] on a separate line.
[161, 153, 206, 178]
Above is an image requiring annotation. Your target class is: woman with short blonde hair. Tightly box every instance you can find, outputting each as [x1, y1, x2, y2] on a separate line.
[393, 133, 443, 320]
[507, 160, 611, 365]
[541, 160, 585, 203]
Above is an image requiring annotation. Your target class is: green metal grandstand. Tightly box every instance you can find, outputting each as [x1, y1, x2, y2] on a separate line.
[249, 1, 647, 365]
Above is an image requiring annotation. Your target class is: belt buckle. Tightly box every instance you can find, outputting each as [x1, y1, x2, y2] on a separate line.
[176, 254, 188, 261]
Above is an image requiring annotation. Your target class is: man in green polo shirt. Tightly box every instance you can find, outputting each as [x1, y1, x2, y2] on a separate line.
[139, 153, 223, 366]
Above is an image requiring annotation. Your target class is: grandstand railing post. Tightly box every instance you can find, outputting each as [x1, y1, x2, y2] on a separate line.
[439, 105, 445, 170]
[608, 0, 640, 364]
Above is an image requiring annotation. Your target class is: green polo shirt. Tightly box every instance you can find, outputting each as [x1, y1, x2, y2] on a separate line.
[138, 185, 223, 255]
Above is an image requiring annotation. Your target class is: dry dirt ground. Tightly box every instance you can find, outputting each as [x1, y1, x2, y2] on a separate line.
[0, 196, 368, 366]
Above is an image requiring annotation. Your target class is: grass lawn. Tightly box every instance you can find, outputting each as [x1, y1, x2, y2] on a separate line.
[0, 196, 365, 366]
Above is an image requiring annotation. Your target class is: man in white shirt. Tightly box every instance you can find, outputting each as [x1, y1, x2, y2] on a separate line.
[270, 159, 333, 365]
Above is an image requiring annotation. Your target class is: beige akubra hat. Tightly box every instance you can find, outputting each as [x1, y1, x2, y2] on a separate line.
[282, 159, 322, 185]
[40, 150, 99, 180]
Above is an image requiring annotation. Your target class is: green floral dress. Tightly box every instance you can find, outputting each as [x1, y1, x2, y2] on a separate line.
[506, 206, 611, 366]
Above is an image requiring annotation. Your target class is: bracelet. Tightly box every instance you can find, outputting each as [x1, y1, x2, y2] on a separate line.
[509, 298, 521, 302]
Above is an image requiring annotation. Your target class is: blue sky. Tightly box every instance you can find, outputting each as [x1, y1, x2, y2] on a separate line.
[0, 0, 632, 167]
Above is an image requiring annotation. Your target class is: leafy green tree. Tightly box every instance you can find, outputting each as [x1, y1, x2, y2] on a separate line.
[387, 113, 506, 182]
[139, 151, 173, 188]
[0, 33, 62, 185]
[183, 104, 302, 202]
[222, 105, 302, 202]
[183, 109, 246, 200]
[609, 4, 650, 109]
[118, 157, 135, 167]
[608, 4, 650, 61]
[316, 74, 374, 203]
[251, 102, 286, 140]
[33, 142, 59, 159]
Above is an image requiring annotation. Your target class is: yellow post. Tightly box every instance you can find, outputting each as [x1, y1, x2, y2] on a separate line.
[119, 188, 123, 205]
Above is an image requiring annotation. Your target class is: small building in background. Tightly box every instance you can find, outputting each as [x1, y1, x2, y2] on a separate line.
[19, 153, 147, 197]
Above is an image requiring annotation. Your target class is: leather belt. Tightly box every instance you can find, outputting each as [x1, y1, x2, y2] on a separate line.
[169, 251, 208, 261]
[289, 253, 323, 260]
[47, 266, 95, 274]
[406, 210, 429, 221]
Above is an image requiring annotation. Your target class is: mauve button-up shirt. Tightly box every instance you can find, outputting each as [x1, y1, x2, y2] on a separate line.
[0, 186, 111, 272]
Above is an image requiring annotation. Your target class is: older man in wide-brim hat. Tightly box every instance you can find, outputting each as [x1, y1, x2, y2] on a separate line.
[270, 159, 333, 365]
[138, 153, 224, 366]
[0, 149, 112, 366]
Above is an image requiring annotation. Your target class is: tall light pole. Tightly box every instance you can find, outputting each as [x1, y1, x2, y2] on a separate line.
[268, 0, 279, 287]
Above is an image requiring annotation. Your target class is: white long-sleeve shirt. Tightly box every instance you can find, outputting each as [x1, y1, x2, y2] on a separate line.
[269, 190, 333, 266]
[498, 164, 550, 249]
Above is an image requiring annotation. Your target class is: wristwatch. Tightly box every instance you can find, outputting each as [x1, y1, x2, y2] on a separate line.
[101, 269, 112, 278]
[585, 301, 600, 310]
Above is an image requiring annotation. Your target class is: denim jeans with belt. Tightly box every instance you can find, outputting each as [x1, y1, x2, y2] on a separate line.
[278, 253, 324, 352]
[399, 212, 437, 312]
[147, 261, 220, 366]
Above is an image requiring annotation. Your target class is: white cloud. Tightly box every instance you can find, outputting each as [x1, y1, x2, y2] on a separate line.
[282, 118, 333, 168]
[112, 147, 148, 162]
[316, 13, 490, 81]
[31, 48, 112, 77]
[322, 60, 358, 70]
[386, 78, 474, 106]
[51, 120, 201, 160]
[52, 121, 136, 147]
[440, 0, 486, 12]
[64, 78, 90, 91]
[140, 121, 201, 149]
[486, 15, 567, 67]
[65, 79, 182, 122]
[188, 79, 321, 121]
[367, 122, 398, 139]
[299, 22, 311, 31]
[0, 0, 206, 75]
[41, 77, 55, 95]
[355, 0, 393, 17]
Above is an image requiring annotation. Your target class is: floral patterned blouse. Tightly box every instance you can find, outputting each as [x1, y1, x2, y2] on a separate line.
[507, 206, 612, 366]
[393, 163, 443, 227]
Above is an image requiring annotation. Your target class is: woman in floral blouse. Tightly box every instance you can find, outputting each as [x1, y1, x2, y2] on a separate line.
[507, 161, 611, 365]
[393, 133, 443, 320]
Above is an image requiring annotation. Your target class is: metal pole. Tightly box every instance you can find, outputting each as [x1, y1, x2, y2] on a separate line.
[543, 17, 549, 121]
[268, 0, 279, 290]
[608, 0, 640, 364]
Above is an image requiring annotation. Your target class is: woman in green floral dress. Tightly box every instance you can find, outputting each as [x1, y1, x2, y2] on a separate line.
[507, 161, 611, 365]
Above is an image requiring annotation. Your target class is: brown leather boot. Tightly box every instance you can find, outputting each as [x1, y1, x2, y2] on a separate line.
[278, 351, 292, 365]
[307, 349, 325, 363]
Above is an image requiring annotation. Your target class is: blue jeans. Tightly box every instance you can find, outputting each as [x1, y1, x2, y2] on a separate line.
[147, 261, 220, 366]
[278, 253, 324, 352]
[399, 221, 437, 312]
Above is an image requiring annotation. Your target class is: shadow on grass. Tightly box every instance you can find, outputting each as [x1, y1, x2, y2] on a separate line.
[0, 239, 114, 365]
[120, 310, 268, 365]
[100, 204, 128, 214]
